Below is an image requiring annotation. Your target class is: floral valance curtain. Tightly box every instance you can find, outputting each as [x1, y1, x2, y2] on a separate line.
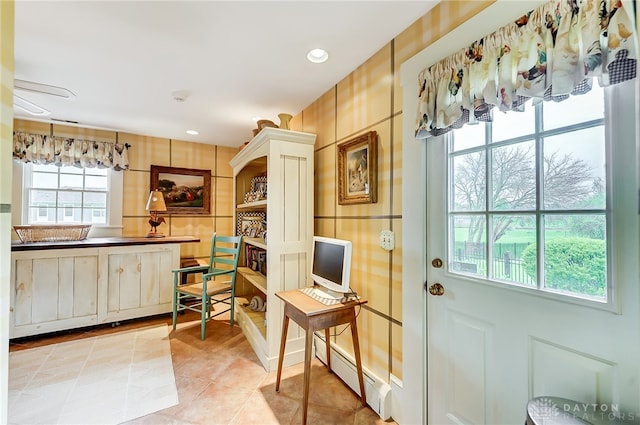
[415, 0, 638, 138]
[12, 132, 130, 171]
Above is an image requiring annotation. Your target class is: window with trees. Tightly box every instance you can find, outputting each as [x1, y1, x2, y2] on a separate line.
[448, 82, 608, 301]
[23, 163, 109, 225]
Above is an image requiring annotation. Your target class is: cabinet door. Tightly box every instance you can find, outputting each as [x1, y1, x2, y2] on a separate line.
[107, 250, 173, 313]
[12, 252, 99, 335]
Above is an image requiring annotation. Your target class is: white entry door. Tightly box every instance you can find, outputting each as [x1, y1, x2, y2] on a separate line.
[425, 80, 640, 424]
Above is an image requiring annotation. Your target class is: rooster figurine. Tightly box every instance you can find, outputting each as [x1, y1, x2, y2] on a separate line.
[148, 215, 166, 237]
[145, 190, 168, 237]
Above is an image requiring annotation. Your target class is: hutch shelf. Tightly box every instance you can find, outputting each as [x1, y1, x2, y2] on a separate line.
[230, 127, 315, 372]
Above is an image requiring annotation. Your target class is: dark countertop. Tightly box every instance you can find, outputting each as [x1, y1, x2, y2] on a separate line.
[11, 236, 200, 251]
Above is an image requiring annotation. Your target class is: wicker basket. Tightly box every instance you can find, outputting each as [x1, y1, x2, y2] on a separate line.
[13, 224, 92, 243]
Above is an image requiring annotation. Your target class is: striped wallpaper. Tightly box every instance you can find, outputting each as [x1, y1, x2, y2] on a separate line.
[296, 0, 495, 382]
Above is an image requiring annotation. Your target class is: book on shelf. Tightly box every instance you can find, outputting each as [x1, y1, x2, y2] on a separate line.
[245, 244, 267, 275]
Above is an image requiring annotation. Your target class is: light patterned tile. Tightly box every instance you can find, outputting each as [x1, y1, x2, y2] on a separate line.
[291, 401, 357, 425]
[168, 382, 252, 424]
[307, 368, 361, 411]
[212, 356, 268, 390]
[9, 314, 397, 424]
[231, 388, 300, 425]
[172, 349, 234, 382]
[9, 388, 68, 425]
[8, 326, 177, 425]
[356, 405, 395, 425]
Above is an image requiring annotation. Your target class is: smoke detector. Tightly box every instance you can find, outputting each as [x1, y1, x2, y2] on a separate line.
[171, 90, 189, 102]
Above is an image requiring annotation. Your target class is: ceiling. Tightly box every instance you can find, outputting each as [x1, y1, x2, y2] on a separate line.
[13, 1, 438, 147]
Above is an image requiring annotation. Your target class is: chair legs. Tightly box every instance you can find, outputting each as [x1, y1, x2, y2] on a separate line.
[201, 294, 207, 340]
[172, 274, 179, 331]
[172, 279, 236, 340]
[229, 277, 235, 327]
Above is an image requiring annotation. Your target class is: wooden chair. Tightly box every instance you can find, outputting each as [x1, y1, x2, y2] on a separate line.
[171, 233, 243, 340]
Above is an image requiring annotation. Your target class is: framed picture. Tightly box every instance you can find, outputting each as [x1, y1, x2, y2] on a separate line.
[337, 131, 378, 205]
[240, 215, 264, 237]
[236, 211, 266, 235]
[150, 165, 211, 214]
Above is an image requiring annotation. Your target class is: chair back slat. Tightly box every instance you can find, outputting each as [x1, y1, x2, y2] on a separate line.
[209, 233, 242, 272]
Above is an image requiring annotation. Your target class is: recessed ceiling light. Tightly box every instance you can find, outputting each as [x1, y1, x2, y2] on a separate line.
[186, 130, 199, 135]
[307, 48, 328, 64]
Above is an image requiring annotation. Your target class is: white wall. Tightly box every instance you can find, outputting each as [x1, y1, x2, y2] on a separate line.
[0, 2, 15, 423]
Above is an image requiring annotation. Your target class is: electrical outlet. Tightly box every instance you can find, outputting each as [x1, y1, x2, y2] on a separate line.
[380, 230, 395, 251]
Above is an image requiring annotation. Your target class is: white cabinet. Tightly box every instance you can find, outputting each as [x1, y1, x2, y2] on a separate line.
[103, 244, 177, 322]
[11, 248, 100, 338]
[230, 127, 315, 372]
[10, 241, 181, 338]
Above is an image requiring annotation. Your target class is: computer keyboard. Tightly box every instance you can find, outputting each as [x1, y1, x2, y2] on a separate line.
[300, 286, 342, 305]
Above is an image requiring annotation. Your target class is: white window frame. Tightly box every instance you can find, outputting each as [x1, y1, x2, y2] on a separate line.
[444, 79, 636, 312]
[18, 163, 123, 237]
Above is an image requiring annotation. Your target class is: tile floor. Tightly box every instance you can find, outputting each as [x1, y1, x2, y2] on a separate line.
[9, 312, 397, 425]
[9, 325, 177, 424]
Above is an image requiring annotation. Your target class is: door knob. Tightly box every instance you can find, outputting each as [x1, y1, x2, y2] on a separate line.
[431, 258, 443, 268]
[428, 283, 445, 296]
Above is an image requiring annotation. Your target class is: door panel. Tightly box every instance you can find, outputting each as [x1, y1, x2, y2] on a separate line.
[426, 82, 640, 423]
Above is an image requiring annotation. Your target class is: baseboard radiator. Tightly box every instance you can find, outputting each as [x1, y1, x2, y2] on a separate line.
[313, 333, 392, 420]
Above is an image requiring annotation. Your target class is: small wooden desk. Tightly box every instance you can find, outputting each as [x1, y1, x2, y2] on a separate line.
[275, 289, 367, 425]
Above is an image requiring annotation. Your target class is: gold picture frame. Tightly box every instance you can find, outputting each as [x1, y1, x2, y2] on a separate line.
[150, 165, 211, 214]
[337, 131, 378, 205]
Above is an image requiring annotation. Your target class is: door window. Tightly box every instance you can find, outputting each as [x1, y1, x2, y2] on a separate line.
[448, 82, 608, 302]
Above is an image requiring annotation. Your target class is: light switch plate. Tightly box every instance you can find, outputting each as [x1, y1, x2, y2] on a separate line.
[380, 230, 395, 251]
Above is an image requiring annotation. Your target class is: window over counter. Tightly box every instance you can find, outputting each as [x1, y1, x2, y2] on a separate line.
[20, 163, 124, 234]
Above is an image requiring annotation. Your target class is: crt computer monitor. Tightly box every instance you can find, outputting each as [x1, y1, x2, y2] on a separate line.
[310, 236, 352, 299]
